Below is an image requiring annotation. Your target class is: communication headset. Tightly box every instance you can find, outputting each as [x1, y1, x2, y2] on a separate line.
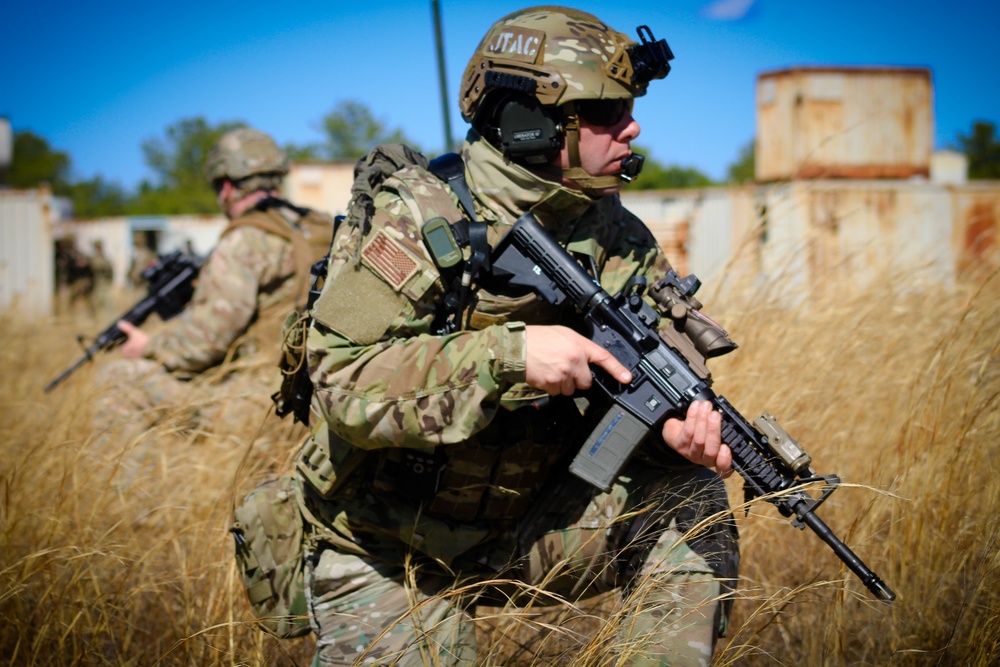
[472, 71, 564, 165]
[494, 94, 562, 165]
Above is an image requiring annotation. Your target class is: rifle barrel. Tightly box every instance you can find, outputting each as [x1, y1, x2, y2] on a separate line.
[41, 251, 201, 393]
[43, 352, 95, 393]
[797, 503, 897, 602]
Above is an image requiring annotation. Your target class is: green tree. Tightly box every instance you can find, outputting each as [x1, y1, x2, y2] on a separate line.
[956, 120, 1000, 180]
[1, 131, 71, 192]
[624, 145, 713, 191]
[0, 130, 133, 218]
[68, 176, 129, 218]
[727, 139, 755, 184]
[319, 100, 416, 160]
[130, 116, 246, 214]
[283, 142, 323, 162]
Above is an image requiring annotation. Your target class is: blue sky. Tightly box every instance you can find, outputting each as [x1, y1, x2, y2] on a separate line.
[4, 0, 997, 189]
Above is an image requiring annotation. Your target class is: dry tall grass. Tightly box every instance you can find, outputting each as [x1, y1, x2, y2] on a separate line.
[2, 259, 998, 666]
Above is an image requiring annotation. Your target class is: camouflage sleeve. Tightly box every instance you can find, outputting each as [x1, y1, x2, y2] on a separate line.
[306, 192, 528, 451]
[612, 212, 684, 336]
[308, 323, 526, 450]
[146, 227, 267, 372]
[595, 203, 672, 294]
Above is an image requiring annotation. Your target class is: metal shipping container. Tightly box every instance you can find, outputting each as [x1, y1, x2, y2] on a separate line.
[0, 187, 59, 315]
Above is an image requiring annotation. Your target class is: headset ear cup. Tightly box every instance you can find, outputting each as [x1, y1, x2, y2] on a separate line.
[496, 96, 562, 164]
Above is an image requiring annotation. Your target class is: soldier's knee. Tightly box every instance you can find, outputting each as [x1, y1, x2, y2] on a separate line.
[618, 575, 722, 666]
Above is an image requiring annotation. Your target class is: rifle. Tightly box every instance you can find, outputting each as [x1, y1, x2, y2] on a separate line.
[44, 251, 202, 392]
[490, 212, 896, 603]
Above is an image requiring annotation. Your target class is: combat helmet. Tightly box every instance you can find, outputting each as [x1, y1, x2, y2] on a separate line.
[459, 5, 673, 192]
[205, 127, 289, 185]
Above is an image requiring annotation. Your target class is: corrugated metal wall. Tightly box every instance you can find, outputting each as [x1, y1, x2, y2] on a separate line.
[0, 188, 56, 315]
[622, 191, 697, 276]
[758, 181, 957, 298]
[621, 187, 758, 289]
[626, 179, 998, 303]
[4, 179, 997, 316]
[952, 185, 1000, 276]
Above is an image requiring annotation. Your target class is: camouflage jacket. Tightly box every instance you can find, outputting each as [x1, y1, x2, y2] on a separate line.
[299, 135, 675, 564]
[145, 207, 303, 373]
[89, 252, 114, 285]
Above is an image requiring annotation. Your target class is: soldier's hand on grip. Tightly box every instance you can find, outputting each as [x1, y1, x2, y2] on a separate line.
[117, 320, 150, 359]
[525, 325, 632, 396]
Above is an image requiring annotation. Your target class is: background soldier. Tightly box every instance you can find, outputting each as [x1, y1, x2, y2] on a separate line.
[88, 239, 115, 319]
[95, 127, 334, 456]
[54, 237, 93, 317]
[286, 7, 739, 666]
[128, 232, 157, 294]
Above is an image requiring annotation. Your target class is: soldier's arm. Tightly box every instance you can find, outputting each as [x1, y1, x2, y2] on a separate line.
[308, 321, 526, 450]
[117, 320, 151, 359]
[145, 228, 263, 372]
[524, 324, 631, 395]
[306, 194, 527, 451]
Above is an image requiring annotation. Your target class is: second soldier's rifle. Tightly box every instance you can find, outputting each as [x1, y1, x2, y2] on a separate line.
[490, 212, 896, 602]
[44, 250, 203, 392]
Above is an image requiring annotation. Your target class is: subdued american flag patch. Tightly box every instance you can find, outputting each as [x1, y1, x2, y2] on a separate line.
[361, 230, 419, 289]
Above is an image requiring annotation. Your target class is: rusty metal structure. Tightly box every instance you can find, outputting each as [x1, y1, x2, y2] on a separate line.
[756, 66, 933, 182]
[617, 65, 999, 296]
[3, 63, 996, 317]
[284, 160, 355, 218]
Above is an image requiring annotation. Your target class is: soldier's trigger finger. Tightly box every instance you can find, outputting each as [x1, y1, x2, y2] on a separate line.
[588, 340, 632, 384]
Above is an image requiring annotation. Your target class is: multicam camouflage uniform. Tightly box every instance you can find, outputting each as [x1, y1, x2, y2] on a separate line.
[94, 128, 332, 444]
[94, 211, 310, 437]
[88, 242, 115, 319]
[146, 213, 305, 372]
[290, 7, 739, 665]
[297, 134, 738, 666]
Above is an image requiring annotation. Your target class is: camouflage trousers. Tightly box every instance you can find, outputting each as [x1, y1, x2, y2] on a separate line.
[305, 465, 738, 666]
[92, 359, 193, 436]
[91, 358, 273, 485]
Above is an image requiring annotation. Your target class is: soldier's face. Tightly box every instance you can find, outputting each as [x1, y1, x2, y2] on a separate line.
[216, 180, 238, 217]
[555, 107, 641, 195]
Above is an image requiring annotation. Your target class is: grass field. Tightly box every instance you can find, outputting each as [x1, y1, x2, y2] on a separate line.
[1, 260, 998, 666]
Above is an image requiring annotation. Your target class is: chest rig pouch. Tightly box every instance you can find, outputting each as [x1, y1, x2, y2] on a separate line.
[372, 394, 588, 523]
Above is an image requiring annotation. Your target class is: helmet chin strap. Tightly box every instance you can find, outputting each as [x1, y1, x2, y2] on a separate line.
[553, 110, 642, 196]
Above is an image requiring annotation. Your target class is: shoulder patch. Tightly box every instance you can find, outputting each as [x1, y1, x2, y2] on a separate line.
[361, 229, 419, 290]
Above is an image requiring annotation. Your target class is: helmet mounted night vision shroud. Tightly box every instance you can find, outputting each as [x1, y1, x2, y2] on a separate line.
[627, 25, 674, 87]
